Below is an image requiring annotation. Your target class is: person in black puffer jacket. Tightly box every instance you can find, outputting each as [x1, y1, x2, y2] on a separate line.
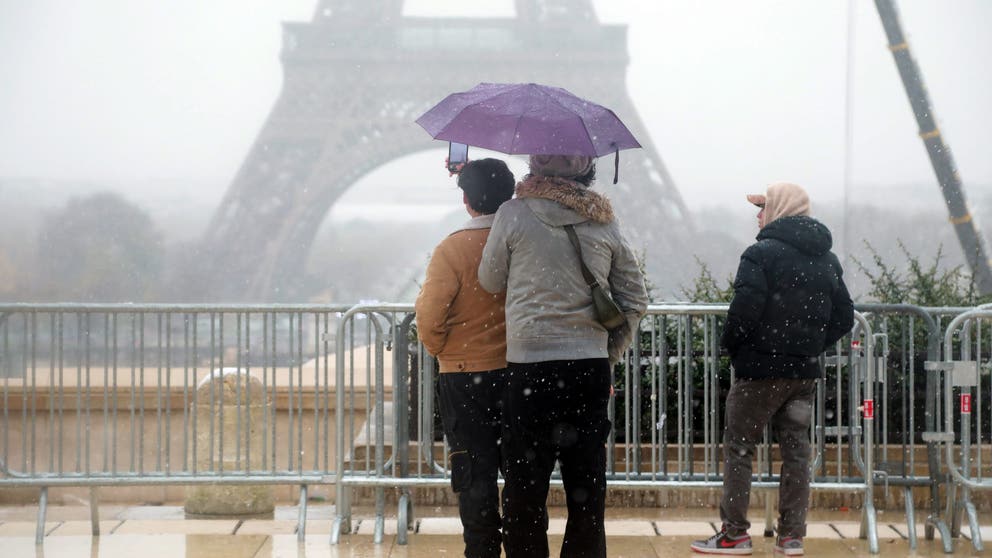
[691, 182, 854, 557]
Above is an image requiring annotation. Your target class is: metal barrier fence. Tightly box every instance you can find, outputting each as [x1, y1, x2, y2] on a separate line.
[0, 302, 983, 554]
[855, 304, 951, 552]
[328, 303, 894, 552]
[934, 307, 992, 552]
[0, 303, 352, 543]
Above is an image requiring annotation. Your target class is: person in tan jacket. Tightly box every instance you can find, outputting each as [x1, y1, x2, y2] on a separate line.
[415, 157, 515, 558]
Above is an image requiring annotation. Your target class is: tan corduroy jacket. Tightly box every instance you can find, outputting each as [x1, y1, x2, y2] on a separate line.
[415, 214, 507, 373]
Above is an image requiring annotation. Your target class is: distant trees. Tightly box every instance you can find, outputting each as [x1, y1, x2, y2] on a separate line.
[854, 241, 992, 307]
[35, 192, 163, 301]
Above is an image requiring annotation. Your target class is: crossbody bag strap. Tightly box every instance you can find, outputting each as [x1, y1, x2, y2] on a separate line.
[563, 224, 599, 288]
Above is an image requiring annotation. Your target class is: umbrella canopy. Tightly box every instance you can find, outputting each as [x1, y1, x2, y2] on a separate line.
[416, 82, 641, 158]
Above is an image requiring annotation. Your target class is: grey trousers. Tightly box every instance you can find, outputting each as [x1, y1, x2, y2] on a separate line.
[720, 377, 817, 538]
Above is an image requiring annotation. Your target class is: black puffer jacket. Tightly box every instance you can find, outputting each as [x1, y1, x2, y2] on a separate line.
[722, 215, 854, 380]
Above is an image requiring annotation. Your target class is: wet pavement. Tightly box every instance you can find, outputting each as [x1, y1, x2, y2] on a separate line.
[0, 505, 987, 557]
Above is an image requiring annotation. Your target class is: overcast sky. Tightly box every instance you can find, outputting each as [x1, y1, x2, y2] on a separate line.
[1, 0, 990, 213]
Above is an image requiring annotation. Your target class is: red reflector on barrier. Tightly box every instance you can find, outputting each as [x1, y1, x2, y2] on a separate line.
[863, 399, 874, 419]
[961, 394, 972, 414]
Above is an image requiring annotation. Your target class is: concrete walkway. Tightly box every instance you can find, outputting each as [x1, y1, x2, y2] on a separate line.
[0, 505, 985, 557]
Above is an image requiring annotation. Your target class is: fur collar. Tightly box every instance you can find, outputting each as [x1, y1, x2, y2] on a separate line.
[515, 175, 614, 224]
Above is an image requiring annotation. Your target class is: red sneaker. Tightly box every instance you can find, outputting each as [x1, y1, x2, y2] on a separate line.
[690, 527, 753, 555]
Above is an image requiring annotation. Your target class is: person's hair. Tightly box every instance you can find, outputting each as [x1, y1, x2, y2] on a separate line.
[572, 163, 596, 187]
[457, 158, 515, 214]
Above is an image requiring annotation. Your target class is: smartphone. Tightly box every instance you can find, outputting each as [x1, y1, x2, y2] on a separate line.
[447, 142, 469, 173]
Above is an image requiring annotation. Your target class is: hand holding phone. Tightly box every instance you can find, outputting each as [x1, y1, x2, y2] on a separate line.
[447, 142, 469, 174]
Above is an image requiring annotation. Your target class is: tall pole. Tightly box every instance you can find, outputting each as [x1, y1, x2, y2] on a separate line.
[873, 0, 992, 294]
[842, 0, 856, 271]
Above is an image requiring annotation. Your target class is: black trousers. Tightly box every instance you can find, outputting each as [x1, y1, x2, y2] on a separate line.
[501, 359, 612, 558]
[439, 369, 507, 558]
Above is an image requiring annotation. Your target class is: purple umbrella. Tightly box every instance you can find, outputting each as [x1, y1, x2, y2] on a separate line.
[416, 83, 641, 182]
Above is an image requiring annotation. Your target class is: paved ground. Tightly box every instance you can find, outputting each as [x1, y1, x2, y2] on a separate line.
[0, 504, 987, 557]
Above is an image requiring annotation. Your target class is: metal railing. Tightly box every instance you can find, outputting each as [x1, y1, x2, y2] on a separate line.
[855, 304, 954, 551]
[1, 302, 985, 554]
[326, 304, 895, 552]
[931, 308, 992, 552]
[0, 303, 352, 543]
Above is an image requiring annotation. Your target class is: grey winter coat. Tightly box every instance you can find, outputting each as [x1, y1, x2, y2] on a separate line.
[478, 176, 649, 364]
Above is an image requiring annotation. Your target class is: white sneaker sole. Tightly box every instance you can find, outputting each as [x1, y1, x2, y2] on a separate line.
[690, 546, 753, 555]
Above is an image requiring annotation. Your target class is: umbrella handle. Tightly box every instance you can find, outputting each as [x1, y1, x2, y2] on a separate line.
[613, 149, 620, 185]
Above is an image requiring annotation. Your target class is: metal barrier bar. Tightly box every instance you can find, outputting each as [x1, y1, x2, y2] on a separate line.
[855, 303, 952, 552]
[331, 304, 408, 543]
[0, 304, 352, 546]
[937, 308, 992, 551]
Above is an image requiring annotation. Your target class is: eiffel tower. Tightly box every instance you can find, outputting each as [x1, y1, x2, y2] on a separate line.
[201, 0, 694, 301]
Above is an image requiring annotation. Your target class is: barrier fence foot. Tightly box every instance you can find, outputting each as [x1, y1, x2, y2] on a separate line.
[948, 483, 962, 538]
[925, 485, 937, 541]
[406, 488, 416, 529]
[927, 516, 953, 554]
[297, 485, 308, 543]
[861, 500, 879, 554]
[330, 484, 353, 545]
[373, 487, 385, 544]
[904, 487, 917, 550]
[397, 491, 410, 546]
[36, 486, 48, 545]
[951, 505, 963, 538]
[763, 496, 774, 537]
[373, 515, 385, 544]
[330, 517, 343, 545]
[965, 500, 983, 551]
[90, 487, 101, 536]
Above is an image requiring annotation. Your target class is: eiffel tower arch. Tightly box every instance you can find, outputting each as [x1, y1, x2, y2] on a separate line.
[201, 0, 694, 301]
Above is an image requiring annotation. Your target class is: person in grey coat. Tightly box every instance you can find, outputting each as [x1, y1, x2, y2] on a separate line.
[479, 154, 648, 558]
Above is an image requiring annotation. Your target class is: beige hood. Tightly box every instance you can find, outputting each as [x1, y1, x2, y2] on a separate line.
[749, 182, 811, 227]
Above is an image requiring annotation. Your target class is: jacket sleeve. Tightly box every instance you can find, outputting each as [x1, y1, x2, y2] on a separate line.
[414, 242, 459, 357]
[478, 208, 510, 294]
[608, 229, 649, 327]
[823, 265, 855, 349]
[606, 228, 649, 363]
[721, 245, 768, 356]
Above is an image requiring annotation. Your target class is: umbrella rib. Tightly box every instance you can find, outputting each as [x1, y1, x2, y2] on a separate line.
[575, 112, 599, 158]
[508, 92, 549, 154]
[536, 88, 601, 156]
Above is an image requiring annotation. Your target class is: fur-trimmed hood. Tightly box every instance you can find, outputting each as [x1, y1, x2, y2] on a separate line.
[514, 175, 615, 225]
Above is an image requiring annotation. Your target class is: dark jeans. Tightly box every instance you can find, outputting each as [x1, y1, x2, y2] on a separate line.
[720, 377, 817, 538]
[501, 359, 612, 558]
[439, 369, 507, 558]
